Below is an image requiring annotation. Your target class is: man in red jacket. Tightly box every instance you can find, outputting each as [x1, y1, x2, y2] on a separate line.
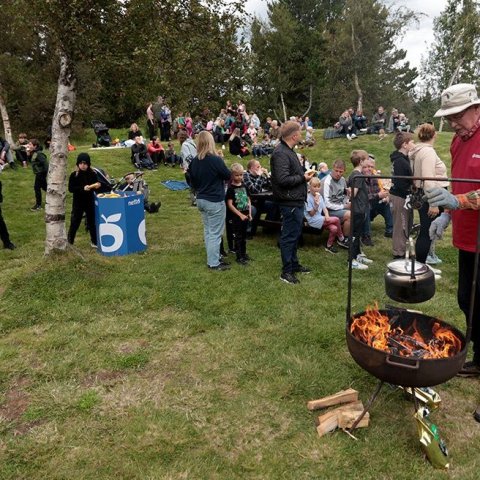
[425, 83, 480, 420]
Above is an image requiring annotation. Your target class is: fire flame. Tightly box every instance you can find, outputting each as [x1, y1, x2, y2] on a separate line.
[350, 304, 462, 359]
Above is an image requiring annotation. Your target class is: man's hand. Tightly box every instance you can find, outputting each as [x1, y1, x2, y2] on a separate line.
[429, 212, 451, 240]
[424, 188, 459, 210]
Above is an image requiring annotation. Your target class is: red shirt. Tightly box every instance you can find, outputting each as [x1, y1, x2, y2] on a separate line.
[451, 126, 480, 252]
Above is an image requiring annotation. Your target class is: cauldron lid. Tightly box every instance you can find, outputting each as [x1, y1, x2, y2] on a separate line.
[387, 259, 430, 275]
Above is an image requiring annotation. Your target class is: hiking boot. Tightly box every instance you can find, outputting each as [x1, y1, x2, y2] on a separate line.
[30, 204, 42, 211]
[361, 235, 374, 246]
[457, 361, 480, 377]
[384, 231, 393, 238]
[337, 238, 349, 249]
[280, 272, 300, 284]
[4, 242, 16, 250]
[325, 244, 338, 254]
[294, 265, 311, 274]
[236, 257, 248, 266]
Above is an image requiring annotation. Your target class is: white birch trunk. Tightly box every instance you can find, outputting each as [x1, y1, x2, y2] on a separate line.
[0, 82, 14, 145]
[45, 53, 76, 255]
[301, 85, 313, 118]
[280, 93, 287, 122]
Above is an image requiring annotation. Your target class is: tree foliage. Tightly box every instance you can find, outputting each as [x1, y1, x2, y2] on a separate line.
[422, 0, 480, 94]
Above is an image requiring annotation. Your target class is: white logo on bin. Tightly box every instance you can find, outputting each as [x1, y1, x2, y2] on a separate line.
[99, 213, 124, 252]
[138, 219, 146, 245]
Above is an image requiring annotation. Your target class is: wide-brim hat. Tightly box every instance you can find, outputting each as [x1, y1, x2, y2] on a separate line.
[434, 83, 480, 117]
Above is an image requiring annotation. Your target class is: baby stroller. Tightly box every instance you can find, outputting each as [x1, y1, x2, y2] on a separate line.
[114, 171, 161, 213]
[91, 120, 112, 147]
[93, 166, 116, 193]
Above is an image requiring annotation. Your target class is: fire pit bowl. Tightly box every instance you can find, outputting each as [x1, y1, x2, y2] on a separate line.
[346, 309, 467, 387]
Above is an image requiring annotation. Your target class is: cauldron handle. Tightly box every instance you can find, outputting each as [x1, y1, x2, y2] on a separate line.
[386, 356, 420, 370]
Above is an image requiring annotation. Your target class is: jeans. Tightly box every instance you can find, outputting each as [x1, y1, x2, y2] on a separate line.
[363, 201, 393, 236]
[279, 205, 304, 274]
[197, 199, 226, 267]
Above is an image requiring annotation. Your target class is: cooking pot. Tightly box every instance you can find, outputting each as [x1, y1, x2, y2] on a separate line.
[346, 309, 467, 387]
[385, 258, 435, 303]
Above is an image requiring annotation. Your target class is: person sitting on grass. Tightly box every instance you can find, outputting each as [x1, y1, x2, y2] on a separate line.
[147, 136, 165, 167]
[370, 106, 388, 139]
[322, 158, 350, 246]
[67, 153, 101, 248]
[228, 128, 249, 157]
[13, 133, 29, 168]
[165, 142, 180, 167]
[317, 162, 330, 180]
[131, 136, 155, 170]
[304, 126, 316, 147]
[305, 177, 346, 254]
[0, 136, 15, 171]
[226, 163, 252, 265]
[336, 110, 357, 141]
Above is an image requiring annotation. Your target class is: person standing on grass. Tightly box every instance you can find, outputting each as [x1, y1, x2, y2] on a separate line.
[389, 131, 415, 259]
[0, 180, 15, 250]
[270, 120, 315, 284]
[423, 84, 480, 394]
[226, 163, 252, 266]
[189, 131, 231, 271]
[26, 139, 48, 211]
[67, 153, 101, 248]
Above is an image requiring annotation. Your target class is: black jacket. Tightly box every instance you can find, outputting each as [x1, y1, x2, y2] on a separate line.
[389, 150, 412, 199]
[68, 169, 98, 205]
[270, 140, 307, 206]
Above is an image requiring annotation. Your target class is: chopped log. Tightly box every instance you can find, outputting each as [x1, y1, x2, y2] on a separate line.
[338, 411, 370, 429]
[316, 401, 364, 437]
[307, 388, 359, 411]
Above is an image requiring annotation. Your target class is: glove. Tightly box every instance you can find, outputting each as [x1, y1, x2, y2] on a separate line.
[429, 212, 451, 240]
[424, 188, 459, 210]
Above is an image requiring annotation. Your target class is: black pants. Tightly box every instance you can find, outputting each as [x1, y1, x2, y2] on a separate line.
[147, 120, 156, 140]
[458, 250, 480, 363]
[279, 205, 303, 274]
[0, 206, 11, 246]
[160, 122, 171, 141]
[34, 172, 47, 206]
[150, 150, 166, 165]
[68, 201, 97, 245]
[415, 201, 440, 263]
[350, 211, 366, 260]
[232, 214, 248, 259]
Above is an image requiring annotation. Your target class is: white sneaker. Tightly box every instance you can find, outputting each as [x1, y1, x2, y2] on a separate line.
[427, 265, 442, 275]
[351, 133, 357, 139]
[352, 259, 368, 270]
[346, 134, 352, 141]
[434, 274, 442, 281]
[357, 254, 373, 264]
[426, 254, 442, 265]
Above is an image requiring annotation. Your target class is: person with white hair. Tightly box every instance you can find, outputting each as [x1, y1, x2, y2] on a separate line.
[424, 84, 480, 394]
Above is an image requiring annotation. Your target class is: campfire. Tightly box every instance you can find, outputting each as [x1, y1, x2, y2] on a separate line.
[350, 304, 462, 359]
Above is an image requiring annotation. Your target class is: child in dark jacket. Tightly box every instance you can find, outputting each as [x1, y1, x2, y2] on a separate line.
[27, 139, 49, 211]
[68, 153, 101, 247]
[226, 163, 252, 265]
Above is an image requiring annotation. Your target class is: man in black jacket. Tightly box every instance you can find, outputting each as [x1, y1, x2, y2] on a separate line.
[271, 121, 315, 284]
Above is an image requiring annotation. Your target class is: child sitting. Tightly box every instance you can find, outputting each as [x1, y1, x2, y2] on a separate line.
[226, 163, 252, 265]
[165, 142, 180, 167]
[317, 162, 330, 179]
[305, 177, 346, 254]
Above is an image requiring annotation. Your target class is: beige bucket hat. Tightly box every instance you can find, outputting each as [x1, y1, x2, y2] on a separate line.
[434, 83, 480, 117]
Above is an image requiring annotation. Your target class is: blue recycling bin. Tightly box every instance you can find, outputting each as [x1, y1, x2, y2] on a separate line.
[95, 191, 147, 256]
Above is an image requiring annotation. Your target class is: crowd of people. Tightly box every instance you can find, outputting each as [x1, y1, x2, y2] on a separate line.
[335, 106, 412, 140]
[2, 83, 480, 421]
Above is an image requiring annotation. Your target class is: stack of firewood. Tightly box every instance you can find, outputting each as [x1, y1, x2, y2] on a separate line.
[307, 388, 370, 437]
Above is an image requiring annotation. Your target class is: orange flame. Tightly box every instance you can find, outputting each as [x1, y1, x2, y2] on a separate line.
[350, 304, 461, 359]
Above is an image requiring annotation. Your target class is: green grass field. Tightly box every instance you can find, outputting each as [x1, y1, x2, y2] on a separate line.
[0, 129, 479, 479]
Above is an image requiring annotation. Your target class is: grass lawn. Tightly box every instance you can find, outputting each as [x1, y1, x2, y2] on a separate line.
[0, 128, 479, 479]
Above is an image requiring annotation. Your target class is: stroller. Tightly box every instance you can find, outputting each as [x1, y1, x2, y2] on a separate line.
[91, 120, 112, 147]
[93, 166, 116, 193]
[114, 171, 161, 213]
